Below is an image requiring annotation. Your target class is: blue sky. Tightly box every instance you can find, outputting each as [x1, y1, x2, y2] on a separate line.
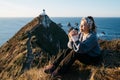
[0, 0, 120, 17]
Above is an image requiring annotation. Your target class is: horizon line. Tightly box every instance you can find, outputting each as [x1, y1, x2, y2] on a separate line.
[0, 16, 120, 18]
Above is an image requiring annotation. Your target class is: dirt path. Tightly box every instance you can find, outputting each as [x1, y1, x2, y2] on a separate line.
[22, 31, 34, 71]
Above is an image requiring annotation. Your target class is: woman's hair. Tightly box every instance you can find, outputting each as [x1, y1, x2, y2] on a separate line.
[81, 16, 96, 33]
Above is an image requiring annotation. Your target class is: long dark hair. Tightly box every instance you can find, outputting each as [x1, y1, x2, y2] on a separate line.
[87, 16, 96, 33]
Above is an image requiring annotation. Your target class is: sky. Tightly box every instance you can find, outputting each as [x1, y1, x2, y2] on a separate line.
[0, 0, 120, 17]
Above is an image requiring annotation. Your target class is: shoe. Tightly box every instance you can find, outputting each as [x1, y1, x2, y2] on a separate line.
[51, 69, 62, 80]
[51, 75, 62, 80]
[51, 74, 62, 80]
[44, 64, 55, 74]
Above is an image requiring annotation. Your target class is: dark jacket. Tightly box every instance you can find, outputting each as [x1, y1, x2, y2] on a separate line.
[68, 32, 101, 57]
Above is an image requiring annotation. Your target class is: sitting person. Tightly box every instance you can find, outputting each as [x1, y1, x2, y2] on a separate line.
[44, 16, 101, 79]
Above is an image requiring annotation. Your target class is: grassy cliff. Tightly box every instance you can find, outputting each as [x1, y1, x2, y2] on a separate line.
[0, 15, 68, 80]
[16, 40, 120, 80]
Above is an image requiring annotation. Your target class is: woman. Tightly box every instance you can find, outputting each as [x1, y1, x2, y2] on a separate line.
[44, 16, 101, 78]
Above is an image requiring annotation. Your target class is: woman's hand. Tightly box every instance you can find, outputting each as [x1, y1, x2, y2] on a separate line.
[68, 29, 78, 37]
[68, 29, 78, 42]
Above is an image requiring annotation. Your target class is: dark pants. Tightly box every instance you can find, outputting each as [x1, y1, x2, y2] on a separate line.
[53, 48, 100, 75]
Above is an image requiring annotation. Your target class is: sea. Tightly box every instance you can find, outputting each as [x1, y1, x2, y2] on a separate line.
[0, 17, 120, 46]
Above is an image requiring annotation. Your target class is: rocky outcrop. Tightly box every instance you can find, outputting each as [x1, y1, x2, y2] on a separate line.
[0, 11, 68, 80]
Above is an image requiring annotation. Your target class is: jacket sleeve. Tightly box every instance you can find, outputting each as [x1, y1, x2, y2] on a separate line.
[73, 34, 98, 53]
[67, 40, 73, 49]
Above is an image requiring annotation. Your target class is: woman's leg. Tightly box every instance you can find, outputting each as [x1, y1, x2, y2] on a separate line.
[52, 50, 78, 76]
[53, 48, 72, 67]
[44, 48, 72, 73]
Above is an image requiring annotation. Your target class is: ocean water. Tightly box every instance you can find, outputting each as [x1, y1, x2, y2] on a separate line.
[0, 17, 120, 46]
[0, 17, 33, 46]
[51, 17, 120, 40]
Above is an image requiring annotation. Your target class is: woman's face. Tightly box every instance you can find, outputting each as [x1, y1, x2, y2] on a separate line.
[80, 20, 90, 33]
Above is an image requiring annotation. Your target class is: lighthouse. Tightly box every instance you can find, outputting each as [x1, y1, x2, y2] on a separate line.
[41, 9, 46, 15]
[39, 9, 51, 27]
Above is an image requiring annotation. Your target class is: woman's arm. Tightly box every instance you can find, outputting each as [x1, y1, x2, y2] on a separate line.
[67, 40, 73, 49]
[67, 29, 78, 49]
[73, 33, 98, 53]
